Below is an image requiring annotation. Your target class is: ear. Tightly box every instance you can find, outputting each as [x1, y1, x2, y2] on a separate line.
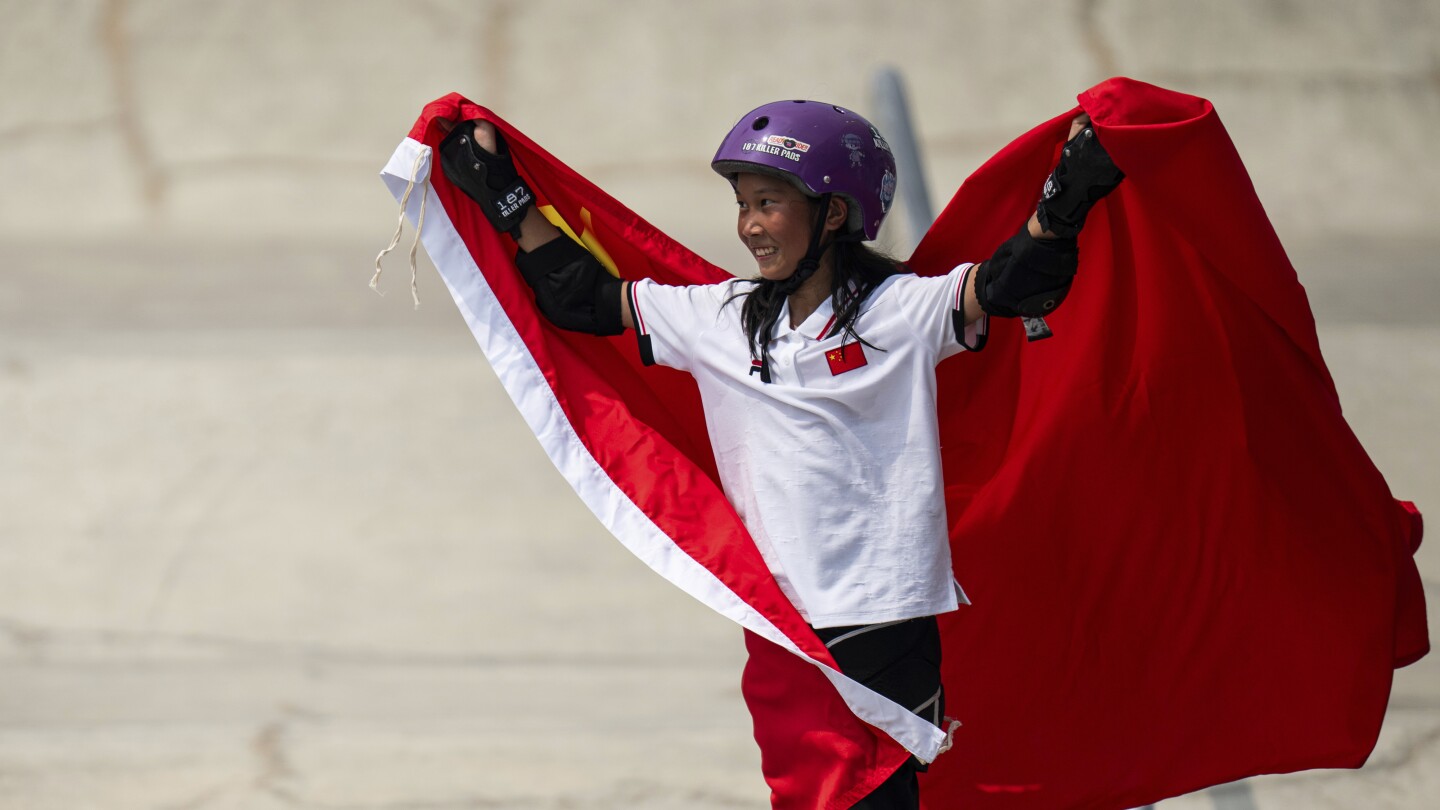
[824, 196, 849, 233]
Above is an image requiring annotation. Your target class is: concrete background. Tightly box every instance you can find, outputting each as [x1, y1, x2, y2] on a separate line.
[1, 1, 1436, 808]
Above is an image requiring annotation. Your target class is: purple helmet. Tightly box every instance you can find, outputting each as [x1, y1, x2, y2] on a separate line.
[712, 100, 898, 241]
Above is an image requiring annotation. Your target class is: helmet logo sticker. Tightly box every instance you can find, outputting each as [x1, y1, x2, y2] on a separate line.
[764, 134, 810, 153]
[841, 133, 865, 167]
[879, 169, 896, 214]
[870, 126, 892, 153]
[742, 137, 806, 162]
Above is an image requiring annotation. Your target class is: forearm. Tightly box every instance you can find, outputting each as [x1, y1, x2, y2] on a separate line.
[513, 206, 564, 254]
[440, 119, 631, 333]
[965, 117, 1123, 328]
[1027, 211, 1060, 241]
[962, 262, 984, 326]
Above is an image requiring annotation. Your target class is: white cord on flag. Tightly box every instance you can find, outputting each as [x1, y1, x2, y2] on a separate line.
[914, 716, 961, 766]
[372, 147, 429, 309]
[936, 716, 962, 755]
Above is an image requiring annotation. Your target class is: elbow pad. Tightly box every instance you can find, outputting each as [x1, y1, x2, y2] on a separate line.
[974, 228, 1079, 319]
[514, 237, 625, 336]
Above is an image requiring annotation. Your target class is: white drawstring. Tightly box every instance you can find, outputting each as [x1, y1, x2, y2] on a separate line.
[915, 716, 962, 766]
[936, 717, 962, 755]
[372, 147, 429, 309]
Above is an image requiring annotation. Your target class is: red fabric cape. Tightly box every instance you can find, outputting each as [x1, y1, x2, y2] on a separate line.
[382, 77, 1427, 809]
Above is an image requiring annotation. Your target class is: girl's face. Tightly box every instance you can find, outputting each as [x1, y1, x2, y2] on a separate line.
[734, 173, 822, 282]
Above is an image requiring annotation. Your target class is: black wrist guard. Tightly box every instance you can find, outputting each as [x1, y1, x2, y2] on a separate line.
[438, 121, 535, 238]
[1036, 126, 1124, 238]
[975, 228, 1079, 319]
[514, 236, 625, 336]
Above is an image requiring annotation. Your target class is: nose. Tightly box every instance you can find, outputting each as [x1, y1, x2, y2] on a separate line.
[739, 210, 762, 237]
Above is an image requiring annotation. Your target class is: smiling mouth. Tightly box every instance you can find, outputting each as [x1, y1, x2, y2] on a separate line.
[752, 246, 778, 260]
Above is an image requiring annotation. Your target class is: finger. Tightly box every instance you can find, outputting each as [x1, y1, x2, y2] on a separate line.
[474, 120, 499, 154]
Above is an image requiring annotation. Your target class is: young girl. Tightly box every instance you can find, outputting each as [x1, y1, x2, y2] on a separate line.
[437, 100, 1121, 809]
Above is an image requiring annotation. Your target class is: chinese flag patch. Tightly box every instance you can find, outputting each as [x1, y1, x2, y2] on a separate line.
[825, 342, 867, 376]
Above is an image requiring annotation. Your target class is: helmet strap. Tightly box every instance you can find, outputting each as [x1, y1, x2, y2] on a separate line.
[774, 193, 838, 298]
[755, 194, 862, 383]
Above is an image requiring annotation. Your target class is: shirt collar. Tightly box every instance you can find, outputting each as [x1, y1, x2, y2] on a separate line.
[771, 294, 838, 343]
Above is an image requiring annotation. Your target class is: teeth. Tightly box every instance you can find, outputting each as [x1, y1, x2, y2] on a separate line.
[754, 247, 776, 257]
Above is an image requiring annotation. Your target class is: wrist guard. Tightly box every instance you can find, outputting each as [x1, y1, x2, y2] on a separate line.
[439, 121, 535, 238]
[975, 228, 1078, 319]
[1036, 126, 1124, 238]
[515, 236, 625, 336]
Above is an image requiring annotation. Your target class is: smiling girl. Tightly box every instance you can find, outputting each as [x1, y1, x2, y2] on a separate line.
[437, 100, 1121, 809]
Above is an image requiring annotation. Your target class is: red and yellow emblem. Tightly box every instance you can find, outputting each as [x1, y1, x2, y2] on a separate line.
[825, 342, 867, 376]
[538, 205, 620, 278]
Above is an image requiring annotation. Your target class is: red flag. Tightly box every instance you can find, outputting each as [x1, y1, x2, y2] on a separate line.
[380, 77, 1427, 809]
[825, 342, 868, 376]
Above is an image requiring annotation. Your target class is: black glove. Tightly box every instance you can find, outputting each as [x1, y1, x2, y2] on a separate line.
[1036, 125, 1124, 238]
[438, 121, 535, 238]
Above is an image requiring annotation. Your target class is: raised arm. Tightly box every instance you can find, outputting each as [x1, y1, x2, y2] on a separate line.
[960, 113, 1124, 328]
[437, 118, 635, 332]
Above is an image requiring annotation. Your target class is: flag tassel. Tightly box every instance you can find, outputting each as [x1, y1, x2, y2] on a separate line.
[372, 147, 429, 309]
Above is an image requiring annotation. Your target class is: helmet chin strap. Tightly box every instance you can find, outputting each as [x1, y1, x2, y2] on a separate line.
[755, 194, 863, 384]
[774, 193, 852, 297]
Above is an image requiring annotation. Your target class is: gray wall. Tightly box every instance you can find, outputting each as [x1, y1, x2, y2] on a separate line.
[3, 0, 1436, 264]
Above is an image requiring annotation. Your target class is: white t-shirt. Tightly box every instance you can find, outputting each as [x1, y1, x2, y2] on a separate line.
[629, 264, 984, 628]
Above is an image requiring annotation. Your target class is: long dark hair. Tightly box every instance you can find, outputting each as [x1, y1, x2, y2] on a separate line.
[726, 237, 902, 374]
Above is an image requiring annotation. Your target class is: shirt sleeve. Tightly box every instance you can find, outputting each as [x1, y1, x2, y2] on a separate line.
[628, 278, 731, 373]
[887, 263, 988, 363]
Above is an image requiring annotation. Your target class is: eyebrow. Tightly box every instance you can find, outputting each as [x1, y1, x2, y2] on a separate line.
[739, 184, 788, 196]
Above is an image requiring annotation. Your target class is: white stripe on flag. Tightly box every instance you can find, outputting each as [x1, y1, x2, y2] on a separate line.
[381, 137, 946, 761]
